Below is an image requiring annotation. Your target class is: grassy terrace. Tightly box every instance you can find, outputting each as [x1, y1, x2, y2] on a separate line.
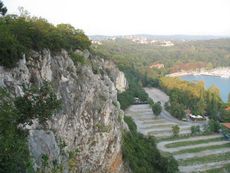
[165, 137, 223, 148]
[157, 134, 195, 142]
[173, 143, 230, 155]
[178, 152, 230, 166]
[204, 164, 230, 173]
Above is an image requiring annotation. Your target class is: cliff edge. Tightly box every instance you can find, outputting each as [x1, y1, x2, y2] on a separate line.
[0, 49, 128, 173]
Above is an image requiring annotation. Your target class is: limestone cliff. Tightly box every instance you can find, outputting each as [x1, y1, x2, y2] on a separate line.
[0, 49, 128, 173]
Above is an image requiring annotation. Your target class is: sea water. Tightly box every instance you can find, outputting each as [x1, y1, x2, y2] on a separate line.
[180, 75, 230, 102]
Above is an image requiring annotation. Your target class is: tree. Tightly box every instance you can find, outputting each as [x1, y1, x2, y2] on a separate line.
[191, 125, 200, 135]
[152, 102, 162, 116]
[0, 83, 61, 172]
[169, 102, 185, 120]
[208, 119, 220, 133]
[172, 125, 180, 137]
[0, 88, 32, 173]
[0, 1, 7, 16]
[206, 85, 222, 119]
[0, 29, 24, 68]
[14, 82, 61, 126]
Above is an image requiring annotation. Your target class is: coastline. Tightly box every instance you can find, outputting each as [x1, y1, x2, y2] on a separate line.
[167, 67, 230, 78]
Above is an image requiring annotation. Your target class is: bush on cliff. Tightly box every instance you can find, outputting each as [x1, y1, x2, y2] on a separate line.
[0, 14, 91, 68]
[0, 83, 61, 173]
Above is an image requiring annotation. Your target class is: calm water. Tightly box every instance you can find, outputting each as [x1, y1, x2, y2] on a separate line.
[180, 75, 230, 102]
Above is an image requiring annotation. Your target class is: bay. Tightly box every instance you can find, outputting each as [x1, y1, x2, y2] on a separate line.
[180, 75, 230, 102]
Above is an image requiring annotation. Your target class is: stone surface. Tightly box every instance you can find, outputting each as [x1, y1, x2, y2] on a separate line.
[0, 49, 128, 173]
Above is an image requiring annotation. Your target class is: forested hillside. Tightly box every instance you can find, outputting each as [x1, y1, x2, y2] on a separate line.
[93, 39, 230, 78]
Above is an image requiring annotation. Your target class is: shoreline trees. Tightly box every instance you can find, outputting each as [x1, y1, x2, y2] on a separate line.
[160, 77, 222, 120]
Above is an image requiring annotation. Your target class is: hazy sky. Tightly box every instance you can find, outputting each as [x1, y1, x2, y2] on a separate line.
[4, 0, 230, 36]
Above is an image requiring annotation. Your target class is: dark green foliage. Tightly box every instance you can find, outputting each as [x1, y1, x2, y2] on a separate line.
[148, 97, 155, 106]
[159, 152, 179, 173]
[69, 52, 86, 65]
[0, 1, 7, 16]
[122, 116, 179, 173]
[0, 88, 33, 173]
[0, 83, 61, 173]
[208, 120, 220, 133]
[15, 82, 61, 126]
[124, 116, 137, 133]
[118, 68, 148, 109]
[169, 102, 186, 120]
[152, 102, 162, 116]
[0, 29, 24, 68]
[191, 126, 201, 135]
[172, 125, 180, 137]
[0, 15, 91, 68]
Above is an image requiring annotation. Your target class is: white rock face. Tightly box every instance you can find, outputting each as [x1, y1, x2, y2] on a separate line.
[0, 49, 128, 173]
[102, 60, 128, 93]
[115, 71, 128, 92]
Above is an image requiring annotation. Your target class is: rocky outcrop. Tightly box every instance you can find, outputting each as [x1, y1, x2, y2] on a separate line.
[0, 49, 128, 173]
[102, 60, 128, 93]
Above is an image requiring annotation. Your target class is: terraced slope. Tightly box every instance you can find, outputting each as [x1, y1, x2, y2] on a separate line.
[125, 87, 230, 172]
[125, 104, 192, 138]
[157, 135, 230, 173]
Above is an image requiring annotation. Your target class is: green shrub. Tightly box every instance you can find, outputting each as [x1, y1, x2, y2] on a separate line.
[160, 152, 179, 173]
[15, 82, 61, 126]
[0, 29, 24, 68]
[191, 125, 201, 135]
[118, 68, 148, 110]
[208, 119, 220, 133]
[124, 116, 137, 134]
[148, 97, 154, 106]
[169, 102, 186, 120]
[172, 125, 180, 137]
[0, 88, 32, 173]
[152, 102, 162, 116]
[0, 83, 61, 172]
[0, 15, 91, 68]
[69, 52, 85, 65]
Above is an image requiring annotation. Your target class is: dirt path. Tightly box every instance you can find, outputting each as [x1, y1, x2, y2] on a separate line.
[159, 140, 229, 153]
[157, 134, 230, 172]
[179, 160, 230, 173]
[174, 147, 230, 160]
[157, 134, 221, 150]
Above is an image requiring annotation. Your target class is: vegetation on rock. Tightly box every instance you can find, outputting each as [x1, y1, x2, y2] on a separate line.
[0, 12, 91, 68]
[0, 83, 60, 173]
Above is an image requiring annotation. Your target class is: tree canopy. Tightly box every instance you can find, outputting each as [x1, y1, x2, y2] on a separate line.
[0, 1, 7, 16]
[0, 14, 91, 68]
[160, 77, 222, 119]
